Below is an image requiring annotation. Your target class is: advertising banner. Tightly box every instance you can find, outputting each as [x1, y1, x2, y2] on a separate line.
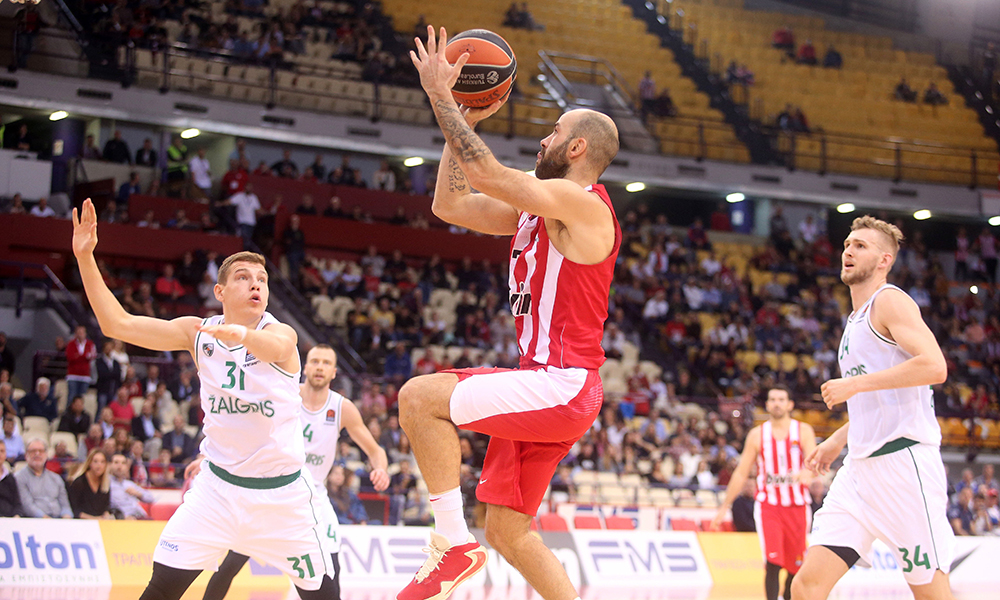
[0, 519, 111, 587]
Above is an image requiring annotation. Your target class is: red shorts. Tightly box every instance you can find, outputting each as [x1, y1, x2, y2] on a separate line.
[443, 365, 603, 516]
[755, 502, 810, 574]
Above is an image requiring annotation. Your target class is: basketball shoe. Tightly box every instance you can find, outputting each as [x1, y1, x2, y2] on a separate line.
[396, 532, 488, 600]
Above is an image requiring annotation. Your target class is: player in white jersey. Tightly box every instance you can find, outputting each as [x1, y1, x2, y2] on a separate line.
[792, 216, 955, 600]
[200, 344, 389, 600]
[71, 199, 337, 600]
[712, 386, 816, 600]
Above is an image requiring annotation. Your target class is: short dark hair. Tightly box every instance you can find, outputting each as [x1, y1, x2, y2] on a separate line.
[765, 385, 792, 402]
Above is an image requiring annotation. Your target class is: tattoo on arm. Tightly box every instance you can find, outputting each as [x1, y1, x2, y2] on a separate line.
[447, 157, 469, 194]
[434, 100, 493, 163]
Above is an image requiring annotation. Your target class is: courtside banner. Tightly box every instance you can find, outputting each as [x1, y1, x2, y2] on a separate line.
[572, 529, 712, 587]
[0, 518, 111, 586]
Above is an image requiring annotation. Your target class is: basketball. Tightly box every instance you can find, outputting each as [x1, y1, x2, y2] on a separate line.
[445, 29, 517, 108]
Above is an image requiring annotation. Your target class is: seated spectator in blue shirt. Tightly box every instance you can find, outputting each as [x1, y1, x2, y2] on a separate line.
[2, 415, 25, 462]
[949, 487, 974, 536]
[20, 377, 58, 422]
[384, 343, 412, 380]
[118, 172, 142, 208]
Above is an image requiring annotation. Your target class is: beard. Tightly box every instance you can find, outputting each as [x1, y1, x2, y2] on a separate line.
[841, 262, 876, 286]
[535, 140, 571, 180]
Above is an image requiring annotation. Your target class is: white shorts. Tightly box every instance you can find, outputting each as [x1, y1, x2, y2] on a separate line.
[810, 443, 955, 586]
[152, 462, 334, 590]
[316, 484, 341, 554]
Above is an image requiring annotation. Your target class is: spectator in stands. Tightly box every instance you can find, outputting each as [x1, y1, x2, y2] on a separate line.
[58, 395, 92, 438]
[15, 438, 72, 518]
[82, 134, 102, 160]
[165, 136, 189, 197]
[330, 155, 364, 187]
[148, 448, 178, 488]
[221, 158, 249, 199]
[978, 227, 998, 284]
[798, 214, 820, 244]
[65, 324, 96, 404]
[19, 377, 58, 422]
[384, 343, 413, 380]
[955, 227, 971, 281]
[295, 195, 318, 216]
[0, 332, 13, 377]
[975, 464, 999, 493]
[108, 387, 134, 433]
[117, 171, 142, 210]
[373, 160, 397, 191]
[29, 197, 56, 218]
[154, 264, 184, 300]
[327, 464, 368, 524]
[771, 25, 794, 54]
[10, 123, 30, 151]
[0, 439, 25, 517]
[894, 77, 917, 102]
[109, 452, 153, 519]
[796, 40, 817, 65]
[642, 289, 670, 325]
[639, 71, 656, 123]
[324, 195, 345, 218]
[189, 147, 213, 200]
[103, 130, 131, 164]
[950, 486, 974, 535]
[229, 181, 262, 247]
[6, 195, 25, 214]
[0, 383, 15, 417]
[710, 203, 731, 231]
[131, 399, 162, 454]
[163, 415, 196, 465]
[171, 369, 198, 405]
[271, 149, 299, 178]
[687, 218, 710, 250]
[135, 138, 156, 167]
[98, 405, 116, 439]
[823, 46, 842, 69]
[923, 82, 948, 106]
[68, 449, 112, 519]
[79, 423, 103, 461]
[283, 214, 306, 284]
[2, 415, 24, 462]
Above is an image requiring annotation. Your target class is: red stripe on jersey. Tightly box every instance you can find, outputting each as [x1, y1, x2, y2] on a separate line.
[508, 184, 621, 370]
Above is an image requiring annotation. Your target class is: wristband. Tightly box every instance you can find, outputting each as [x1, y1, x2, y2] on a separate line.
[234, 325, 248, 343]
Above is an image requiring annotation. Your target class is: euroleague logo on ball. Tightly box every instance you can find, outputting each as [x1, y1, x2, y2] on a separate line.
[487, 71, 499, 85]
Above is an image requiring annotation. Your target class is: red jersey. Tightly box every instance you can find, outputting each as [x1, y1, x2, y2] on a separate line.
[756, 420, 808, 506]
[508, 184, 620, 370]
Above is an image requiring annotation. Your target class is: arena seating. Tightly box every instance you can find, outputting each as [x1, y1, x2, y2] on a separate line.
[662, 0, 1000, 184]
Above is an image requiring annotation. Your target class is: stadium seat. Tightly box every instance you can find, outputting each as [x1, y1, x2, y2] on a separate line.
[538, 513, 569, 531]
[574, 515, 603, 530]
[150, 503, 180, 520]
[670, 518, 700, 531]
[605, 516, 636, 530]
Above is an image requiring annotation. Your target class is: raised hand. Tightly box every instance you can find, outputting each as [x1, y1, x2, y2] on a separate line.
[410, 25, 470, 98]
[72, 198, 99, 258]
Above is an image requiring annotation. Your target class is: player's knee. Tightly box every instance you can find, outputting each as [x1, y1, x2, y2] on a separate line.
[789, 572, 817, 600]
[397, 378, 426, 426]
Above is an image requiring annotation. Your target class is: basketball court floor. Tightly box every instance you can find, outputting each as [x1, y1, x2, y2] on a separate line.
[4, 585, 996, 600]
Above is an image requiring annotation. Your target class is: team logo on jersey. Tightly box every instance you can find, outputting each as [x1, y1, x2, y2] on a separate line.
[326, 408, 337, 423]
[202, 343, 214, 357]
[510, 281, 531, 317]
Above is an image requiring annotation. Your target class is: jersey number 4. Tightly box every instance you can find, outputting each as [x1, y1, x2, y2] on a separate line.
[303, 423, 314, 443]
[898, 545, 931, 572]
[222, 361, 246, 391]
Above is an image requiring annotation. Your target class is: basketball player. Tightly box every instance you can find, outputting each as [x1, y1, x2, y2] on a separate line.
[71, 199, 336, 600]
[710, 386, 816, 600]
[400, 26, 620, 600]
[792, 216, 954, 600]
[200, 344, 390, 600]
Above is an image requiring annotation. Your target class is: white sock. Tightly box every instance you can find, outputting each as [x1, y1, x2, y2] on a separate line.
[429, 487, 469, 546]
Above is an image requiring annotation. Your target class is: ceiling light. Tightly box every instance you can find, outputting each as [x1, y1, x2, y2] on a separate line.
[971, 285, 979, 295]
[180, 128, 200, 139]
[726, 192, 745, 203]
[625, 182, 646, 192]
[836, 203, 855, 213]
[403, 156, 423, 167]
[913, 209, 931, 220]
[989, 215, 1000, 226]
[49, 111, 68, 121]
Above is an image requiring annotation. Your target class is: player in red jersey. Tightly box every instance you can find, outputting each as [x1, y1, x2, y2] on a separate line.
[712, 386, 817, 600]
[399, 26, 621, 600]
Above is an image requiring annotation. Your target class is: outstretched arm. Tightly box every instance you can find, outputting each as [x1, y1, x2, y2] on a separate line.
[341, 399, 390, 491]
[412, 26, 598, 224]
[432, 142, 519, 235]
[72, 199, 199, 352]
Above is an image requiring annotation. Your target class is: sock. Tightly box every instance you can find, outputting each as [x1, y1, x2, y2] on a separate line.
[783, 572, 794, 600]
[765, 562, 781, 600]
[429, 487, 469, 546]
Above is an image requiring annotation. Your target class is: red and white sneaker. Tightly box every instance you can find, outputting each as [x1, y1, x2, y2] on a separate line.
[396, 532, 488, 600]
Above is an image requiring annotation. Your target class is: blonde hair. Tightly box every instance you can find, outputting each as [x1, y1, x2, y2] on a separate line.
[217, 251, 266, 285]
[75, 448, 111, 493]
[850, 215, 904, 256]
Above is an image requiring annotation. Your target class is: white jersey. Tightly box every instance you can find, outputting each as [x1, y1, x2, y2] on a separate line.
[301, 390, 345, 493]
[194, 312, 305, 478]
[837, 284, 941, 458]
